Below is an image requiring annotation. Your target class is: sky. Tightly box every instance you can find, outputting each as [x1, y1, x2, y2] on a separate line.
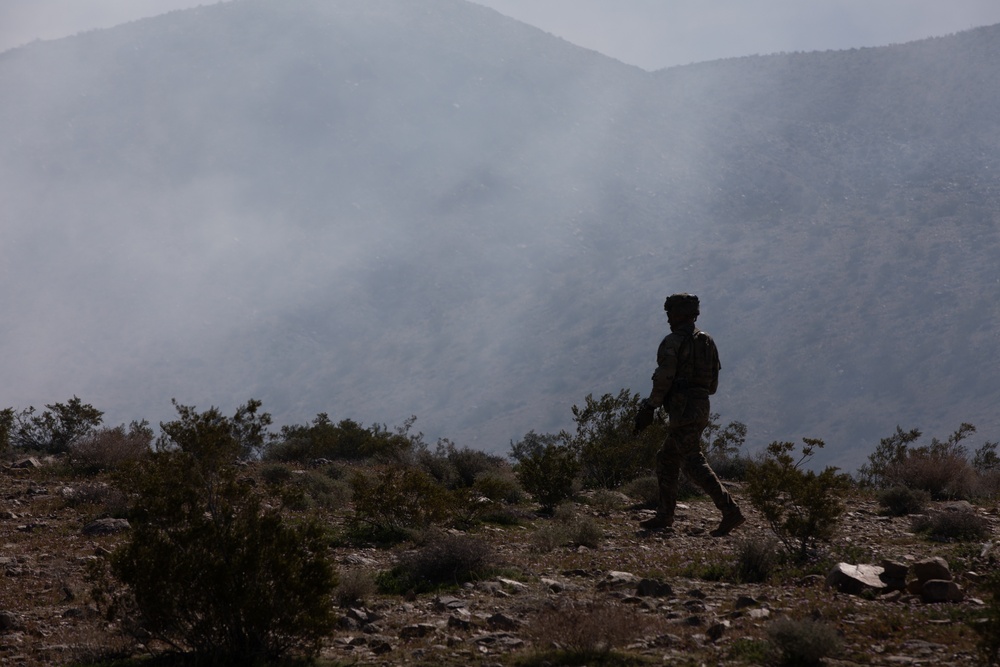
[4, 0, 1000, 70]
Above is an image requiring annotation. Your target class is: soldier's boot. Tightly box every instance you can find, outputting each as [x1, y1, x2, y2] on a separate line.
[709, 507, 745, 537]
[639, 514, 674, 532]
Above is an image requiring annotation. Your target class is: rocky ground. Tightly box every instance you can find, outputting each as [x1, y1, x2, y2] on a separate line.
[1, 458, 998, 666]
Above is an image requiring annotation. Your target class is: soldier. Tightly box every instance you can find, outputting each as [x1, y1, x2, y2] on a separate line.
[634, 293, 744, 537]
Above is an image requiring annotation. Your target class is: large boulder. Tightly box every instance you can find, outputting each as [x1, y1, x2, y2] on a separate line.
[826, 563, 887, 595]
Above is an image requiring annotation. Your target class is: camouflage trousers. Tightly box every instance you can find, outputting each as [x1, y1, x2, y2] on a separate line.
[655, 399, 737, 521]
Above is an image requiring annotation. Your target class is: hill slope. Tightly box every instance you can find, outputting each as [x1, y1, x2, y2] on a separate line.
[1, 0, 998, 469]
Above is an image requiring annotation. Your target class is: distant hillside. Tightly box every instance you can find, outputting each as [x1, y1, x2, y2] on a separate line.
[1, 0, 998, 470]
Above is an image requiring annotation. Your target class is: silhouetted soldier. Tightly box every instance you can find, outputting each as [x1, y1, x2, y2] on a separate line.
[634, 293, 744, 537]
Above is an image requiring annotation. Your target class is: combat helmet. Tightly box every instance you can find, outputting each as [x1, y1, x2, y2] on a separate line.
[664, 293, 700, 317]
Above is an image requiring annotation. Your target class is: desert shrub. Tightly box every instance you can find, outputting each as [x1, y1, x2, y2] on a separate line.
[531, 504, 602, 551]
[377, 533, 495, 594]
[973, 571, 1000, 666]
[510, 430, 580, 512]
[622, 474, 659, 508]
[530, 521, 573, 553]
[564, 513, 603, 549]
[976, 469, 1000, 500]
[299, 470, 351, 510]
[98, 400, 337, 664]
[734, 536, 781, 584]
[702, 413, 749, 480]
[911, 508, 991, 542]
[415, 439, 508, 490]
[586, 488, 626, 512]
[59, 482, 130, 517]
[858, 425, 923, 488]
[860, 423, 984, 499]
[259, 462, 295, 485]
[894, 445, 977, 500]
[447, 486, 497, 529]
[526, 600, 661, 665]
[877, 485, 930, 516]
[473, 468, 525, 505]
[569, 389, 663, 489]
[68, 421, 153, 474]
[766, 617, 841, 666]
[9, 396, 104, 455]
[745, 438, 851, 561]
[973, 441, 1000, 473]
[268, 467, 352, 512]
[348, 465, 453, 543]
[0, 407, 13, 456]
[334, 569, 377, 608]
[266, 413, 415, 463]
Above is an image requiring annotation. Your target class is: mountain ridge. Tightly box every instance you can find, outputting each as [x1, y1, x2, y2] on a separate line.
[2, 0, 998, 470]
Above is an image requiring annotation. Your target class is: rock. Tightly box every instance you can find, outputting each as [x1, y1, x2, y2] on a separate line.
[826, 563, 887, 595]
[496, 577, 527, 593]
[911, 557, 952, 585]
[921, 579, 964, 603]
[598, 571, 639, 590]
[881, 559, 909, 581]
[448, 612, 472, 631]
[433, 596, 466, 611]
[683, 600, 707, 613]
[343, 553, 377, 566]
[400, 623, 437, 639]
[748, 608, 771, 620]
[11, 458, 42, 469]
[939, 500, 975, 513]
[82, 518, 130, 536]
[346, 607, 379, 625]
[369, 639, 393, 655]
[734, 595, 758, 609]
[541, 577, 566, 593]
[707, 620, 731, 642]
[636, 578, 673, 597]
[486, 612, 521, 631]
[0, 611, 24, 631]
[797, 574, 826, 587]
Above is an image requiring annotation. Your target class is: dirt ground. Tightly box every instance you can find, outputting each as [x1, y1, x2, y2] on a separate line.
[1, 461, 997, 666]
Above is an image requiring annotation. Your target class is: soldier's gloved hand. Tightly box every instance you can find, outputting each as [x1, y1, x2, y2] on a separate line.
[633, 400, 655, 435]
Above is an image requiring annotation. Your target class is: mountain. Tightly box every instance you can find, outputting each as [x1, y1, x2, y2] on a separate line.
[1, 0, 998, 470]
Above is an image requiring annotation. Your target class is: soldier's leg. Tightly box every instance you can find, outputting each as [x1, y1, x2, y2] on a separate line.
[654, 435, 682, 522]
[675, 424, 737, 514]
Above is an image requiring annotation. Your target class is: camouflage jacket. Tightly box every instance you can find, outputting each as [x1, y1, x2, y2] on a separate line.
[647, 322, 721, 409]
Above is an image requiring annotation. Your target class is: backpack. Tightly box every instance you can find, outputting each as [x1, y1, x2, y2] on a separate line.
[677, 329, 720, 397]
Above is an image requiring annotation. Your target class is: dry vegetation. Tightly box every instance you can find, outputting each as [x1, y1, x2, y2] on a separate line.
[2, 455, 999, 666]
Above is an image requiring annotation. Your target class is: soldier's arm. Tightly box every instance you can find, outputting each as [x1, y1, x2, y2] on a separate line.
[647, 340, 678, 408]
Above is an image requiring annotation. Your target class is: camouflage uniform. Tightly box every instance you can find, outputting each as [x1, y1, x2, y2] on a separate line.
[640, 294, 742, 534]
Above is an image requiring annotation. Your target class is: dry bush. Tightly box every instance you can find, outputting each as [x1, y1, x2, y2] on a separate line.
[766, 617, 842, 666]
[911, 508, 991, 542]
[473, 468, 525, 504]
[585, 488, 626, 512]
[622, 475, 659, 508]
[347, 465, 454, 543]
[974, 468, 1000, 500]
[528, 599, 662, 660]
[59, 482, 129, 517]
[893, 449, 978, 500]
[69, 423, 152, 474]
[529, 522, 573, 553]
[377, 533, 496, 594]
[734, 536, 781, 584]
[877, 485, 930, 516]
[334, 569, 377, 608]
